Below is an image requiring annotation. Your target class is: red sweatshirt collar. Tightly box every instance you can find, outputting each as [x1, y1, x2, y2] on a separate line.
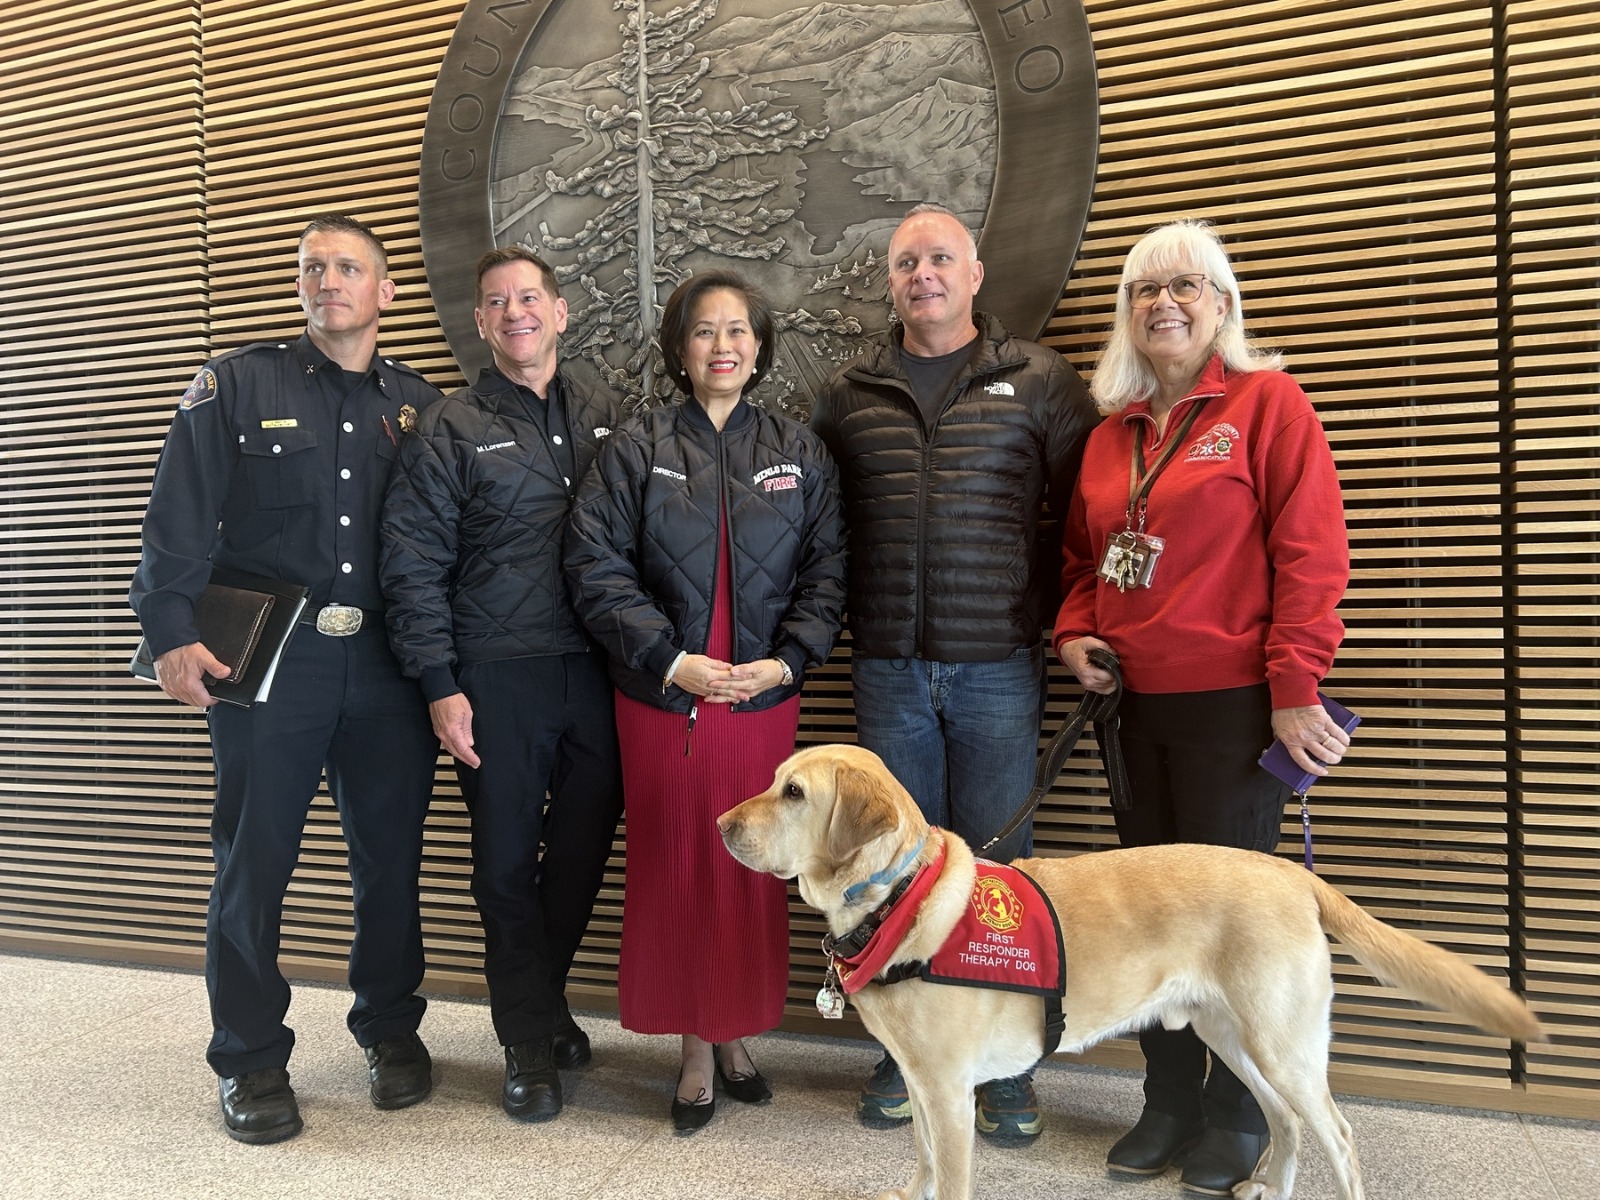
[1122, 354, 1228, 435]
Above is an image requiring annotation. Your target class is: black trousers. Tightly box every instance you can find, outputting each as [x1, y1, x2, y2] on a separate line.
[205, 627, 437, 1078]
[1113, 683, 1289, 1135]
[454, 651, 624, 1047]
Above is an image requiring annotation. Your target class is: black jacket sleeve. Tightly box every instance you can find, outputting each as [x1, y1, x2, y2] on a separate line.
[563, 422, 683, 684]
[769, 431, 846, 676]
[129, 361, 241, 658]
[379, 413, 466, 701]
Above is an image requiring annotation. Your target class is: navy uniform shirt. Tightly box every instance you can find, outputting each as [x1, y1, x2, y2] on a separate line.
[131, 333, 443, 658]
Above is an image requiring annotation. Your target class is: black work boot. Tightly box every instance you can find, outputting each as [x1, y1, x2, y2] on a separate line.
[218, 1068, 303, 1144]
[504, 1037, 563, 1121]
[364, 1031, 433, 1110]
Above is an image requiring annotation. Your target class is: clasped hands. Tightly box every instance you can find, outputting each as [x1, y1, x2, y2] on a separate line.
[670, 654, 785, 704]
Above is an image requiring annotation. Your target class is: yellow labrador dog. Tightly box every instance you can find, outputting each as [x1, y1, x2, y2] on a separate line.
[718, 744, 1544, 1200]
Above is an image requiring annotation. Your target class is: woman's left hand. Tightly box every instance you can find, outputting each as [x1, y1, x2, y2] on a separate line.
[1271, 705, 1352, 777]
[706, 658, 787, 704]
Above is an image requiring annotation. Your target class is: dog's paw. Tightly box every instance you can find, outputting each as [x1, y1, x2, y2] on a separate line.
[1232, 1182, 1278, 1200]
[874, 1191, 908, 1200]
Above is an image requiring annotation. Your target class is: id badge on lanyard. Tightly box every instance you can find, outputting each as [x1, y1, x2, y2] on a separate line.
[1096, 397, 1209, 594]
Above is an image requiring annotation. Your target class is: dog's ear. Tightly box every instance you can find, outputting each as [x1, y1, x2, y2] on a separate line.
[826, 762, 900, 862]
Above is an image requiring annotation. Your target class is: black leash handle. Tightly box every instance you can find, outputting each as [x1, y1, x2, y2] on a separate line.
[979, 647, 1126, 856]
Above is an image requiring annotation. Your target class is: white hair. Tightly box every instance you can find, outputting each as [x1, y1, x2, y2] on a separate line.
[1092, 219, 1283, 413]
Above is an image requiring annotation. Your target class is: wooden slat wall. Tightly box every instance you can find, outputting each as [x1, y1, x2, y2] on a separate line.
[1503, 0, 1600, 1113]
[0, 0, 1594, 1119]
[0, 0, 211, 962]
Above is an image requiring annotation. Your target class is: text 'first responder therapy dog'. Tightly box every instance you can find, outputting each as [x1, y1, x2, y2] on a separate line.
[718, 744, 1545, 1200]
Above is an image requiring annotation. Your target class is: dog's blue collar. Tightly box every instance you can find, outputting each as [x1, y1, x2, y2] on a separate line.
[842, 833, 927, 906]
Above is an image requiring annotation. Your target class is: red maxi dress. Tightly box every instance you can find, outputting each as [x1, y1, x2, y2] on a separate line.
[613, 514, 796, 1041]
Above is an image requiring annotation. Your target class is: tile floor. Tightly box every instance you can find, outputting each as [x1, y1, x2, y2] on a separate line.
[1, 952, 1593, 1199]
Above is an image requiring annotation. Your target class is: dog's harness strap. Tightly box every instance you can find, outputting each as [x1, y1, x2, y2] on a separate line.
[979, 647, 1127, 856]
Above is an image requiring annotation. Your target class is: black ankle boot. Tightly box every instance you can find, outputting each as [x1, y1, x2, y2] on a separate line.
[1180, 1127, 1269, 1196]
[1107, 1108, 1206, 1175]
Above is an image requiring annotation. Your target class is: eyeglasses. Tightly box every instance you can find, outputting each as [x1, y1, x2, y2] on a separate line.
[1124, 274, 1214, 308]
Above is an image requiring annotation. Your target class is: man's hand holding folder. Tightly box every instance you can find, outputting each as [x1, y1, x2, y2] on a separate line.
[155, 641, 234, 707]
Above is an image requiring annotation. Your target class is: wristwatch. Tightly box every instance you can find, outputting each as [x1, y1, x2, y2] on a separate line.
[774, 657, 794, 687]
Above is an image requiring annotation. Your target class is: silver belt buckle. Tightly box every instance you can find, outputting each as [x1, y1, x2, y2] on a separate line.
[314, 605, 364, 636]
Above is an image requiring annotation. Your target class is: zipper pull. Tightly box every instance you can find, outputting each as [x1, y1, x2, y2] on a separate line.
[684, 704, 698, 757]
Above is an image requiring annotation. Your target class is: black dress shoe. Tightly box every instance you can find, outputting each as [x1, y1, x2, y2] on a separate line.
[364, 1031, 433, 1110]
[1106, 1108, 1206, 1176]
[671, 1085, 716, 1132]
[504, 1038, 563, 1121]
[219, 1068, 303, 1145]
[1180, 1127, 1269, 1196]
[715, 1046, 772, 1104]
[551, 1013, 592, 1070]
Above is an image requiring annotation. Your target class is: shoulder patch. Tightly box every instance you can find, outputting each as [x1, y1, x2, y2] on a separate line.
[179, 367, 218, 409]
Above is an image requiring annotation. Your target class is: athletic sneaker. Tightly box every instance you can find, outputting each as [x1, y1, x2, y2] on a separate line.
[975, 1073, 1044, 1142]
[858, 1052, 913, 1128]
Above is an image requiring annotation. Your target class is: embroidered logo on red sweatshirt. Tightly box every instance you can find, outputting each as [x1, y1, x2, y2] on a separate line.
[1187, 422, 1240, 462]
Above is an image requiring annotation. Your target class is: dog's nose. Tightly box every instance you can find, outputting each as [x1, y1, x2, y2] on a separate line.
[715, 813, 733, 834]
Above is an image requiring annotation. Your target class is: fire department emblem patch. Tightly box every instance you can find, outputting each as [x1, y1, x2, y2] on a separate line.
[972, 872, 1024, 934]
[180, 367, 217, 410]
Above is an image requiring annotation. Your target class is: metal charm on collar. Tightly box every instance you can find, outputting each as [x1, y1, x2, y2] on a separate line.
[815, 955, 845, 1020]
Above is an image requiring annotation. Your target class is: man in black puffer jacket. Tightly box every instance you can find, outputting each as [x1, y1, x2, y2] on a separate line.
[810, 203, 1097, 1141]
[378, 247, 624, 1124]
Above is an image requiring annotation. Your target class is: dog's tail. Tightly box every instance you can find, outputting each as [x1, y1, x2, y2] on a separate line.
[1310, 873, 1546, 1043]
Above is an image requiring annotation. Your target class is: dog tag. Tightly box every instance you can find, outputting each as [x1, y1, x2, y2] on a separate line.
[816, 962, 846, 1019]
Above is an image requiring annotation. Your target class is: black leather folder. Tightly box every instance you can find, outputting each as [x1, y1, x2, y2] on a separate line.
[131, 567, 310, 707]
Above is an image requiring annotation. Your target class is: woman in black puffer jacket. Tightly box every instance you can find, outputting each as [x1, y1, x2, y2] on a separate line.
[565, 271, 845, 1131]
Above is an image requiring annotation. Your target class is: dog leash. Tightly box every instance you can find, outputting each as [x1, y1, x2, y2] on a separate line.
[978, 647, 1127, 856]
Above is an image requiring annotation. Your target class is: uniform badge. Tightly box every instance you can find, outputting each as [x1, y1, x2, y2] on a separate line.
[398, 404, 419, 434]
[179, 367, 218, 409]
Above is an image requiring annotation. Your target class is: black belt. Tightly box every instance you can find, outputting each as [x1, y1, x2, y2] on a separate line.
[979, 647, 1127, 856]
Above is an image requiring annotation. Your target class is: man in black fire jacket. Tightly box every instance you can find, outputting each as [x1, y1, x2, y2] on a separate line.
[379, 247, 624, 1123]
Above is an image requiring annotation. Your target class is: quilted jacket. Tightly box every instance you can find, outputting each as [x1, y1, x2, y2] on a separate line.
[809, 312, 1096, 662]
[564, 395, 846, 713]
[378, 367, 622, 701]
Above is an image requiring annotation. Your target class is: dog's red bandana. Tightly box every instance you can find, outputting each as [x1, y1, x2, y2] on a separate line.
[832, 841, 1064, 1000]
[834, 840, 948, 994]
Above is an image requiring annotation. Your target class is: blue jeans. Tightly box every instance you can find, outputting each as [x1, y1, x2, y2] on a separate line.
[851, 646, 1045, 861]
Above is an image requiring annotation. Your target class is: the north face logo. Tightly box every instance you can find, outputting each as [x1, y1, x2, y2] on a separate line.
[984, 381, 1015, 396]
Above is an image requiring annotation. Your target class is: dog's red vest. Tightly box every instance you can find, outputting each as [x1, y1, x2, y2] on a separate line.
[834, 839, 1065, 1001]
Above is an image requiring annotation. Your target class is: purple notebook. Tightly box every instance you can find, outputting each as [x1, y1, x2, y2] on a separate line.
[1258, 693, 1361, 794]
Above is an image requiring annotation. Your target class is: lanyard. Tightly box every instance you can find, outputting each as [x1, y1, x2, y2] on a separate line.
[1125, 395, 1211, 530]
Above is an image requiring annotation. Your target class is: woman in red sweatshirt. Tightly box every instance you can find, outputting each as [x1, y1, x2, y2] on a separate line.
[1054, 219, 1350, 1197]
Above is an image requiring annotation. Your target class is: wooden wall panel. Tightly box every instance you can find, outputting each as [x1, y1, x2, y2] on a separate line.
[0, 0, 210, 963]
[0, 0, 1594, 1119]
[1503, 0, 1600, 1110]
